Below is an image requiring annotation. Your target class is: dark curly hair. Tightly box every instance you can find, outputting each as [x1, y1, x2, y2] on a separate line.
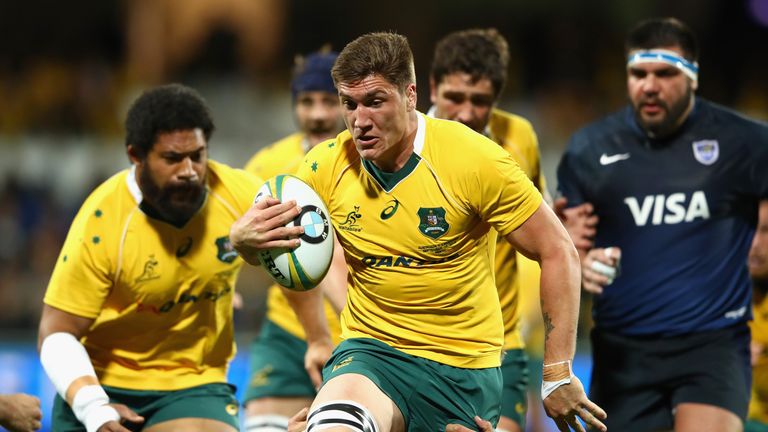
[625, 17, 699, 62]
[430, 28, 509, 98]
[125, 84, 215, 159]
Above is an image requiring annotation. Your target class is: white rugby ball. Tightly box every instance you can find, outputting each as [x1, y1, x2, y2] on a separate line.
[254, 175, 334, 291]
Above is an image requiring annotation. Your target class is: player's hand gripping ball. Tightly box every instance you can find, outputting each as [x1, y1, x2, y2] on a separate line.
[255, 175, 334, 291]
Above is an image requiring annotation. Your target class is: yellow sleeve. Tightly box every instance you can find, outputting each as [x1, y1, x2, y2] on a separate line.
[209, 161, 264, 214]
[523, 124, 547, 194]
[753, 296, 768, 345]
[295, 137, 340, 202]
[44, 195, 115, 318]
[244, 133, 306, 180]
[473, 139, 543, 237]
[243, 152, 262, 177]
[244, 145, 282, 180]
[502, 113, 547, 194]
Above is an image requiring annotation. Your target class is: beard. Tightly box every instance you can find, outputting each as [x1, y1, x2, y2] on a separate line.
[634, 85, 693, 139]
[138, 167, 206, 224]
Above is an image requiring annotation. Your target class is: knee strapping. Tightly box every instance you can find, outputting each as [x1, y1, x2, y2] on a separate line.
[245, 414, 290, 432]
[307, 400, 379, 432]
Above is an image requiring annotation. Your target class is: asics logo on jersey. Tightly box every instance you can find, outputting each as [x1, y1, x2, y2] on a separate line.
[624, 191, 710, 226]
[599, 153, 631, 165]
[380, 199, 399, 220]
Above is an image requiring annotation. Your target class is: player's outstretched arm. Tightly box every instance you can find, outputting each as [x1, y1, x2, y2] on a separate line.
[230, 197, 305, 266]
[38, 305, 144, 432]
[505, 202, 607, 432]
[281, 286, 334, 390]
[288, 233, 348, 387]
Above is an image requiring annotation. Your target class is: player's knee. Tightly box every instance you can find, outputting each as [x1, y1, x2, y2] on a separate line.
[307, 400, 379, 432]
[245, 414, 290, 432]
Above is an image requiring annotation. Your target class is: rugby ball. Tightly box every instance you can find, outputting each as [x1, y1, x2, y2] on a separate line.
[254, 175, 333, 291]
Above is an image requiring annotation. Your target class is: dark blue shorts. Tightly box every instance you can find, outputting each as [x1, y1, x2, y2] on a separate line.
[590, 324, 751, 431]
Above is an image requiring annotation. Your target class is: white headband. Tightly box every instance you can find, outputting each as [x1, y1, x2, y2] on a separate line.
[627, 49, 699, 82]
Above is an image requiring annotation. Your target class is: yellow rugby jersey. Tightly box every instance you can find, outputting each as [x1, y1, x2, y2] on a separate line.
[296, 113, 542, 368]
[244, 132, 307, 177]
[44, 160, 260, 390]
[244, 133, 342, 344]
[750, 296, 768, 422]
[486, 109, 547, 351]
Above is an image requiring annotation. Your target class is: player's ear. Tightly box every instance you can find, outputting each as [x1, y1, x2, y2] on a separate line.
[406, 83, 417, 111]
[127, 145, 143, 165]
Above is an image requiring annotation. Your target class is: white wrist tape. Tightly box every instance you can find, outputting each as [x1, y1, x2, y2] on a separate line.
[73, 385, 120, 432]
[40, 332, 119, 431]
[542, 376, 572, 399]
[541, 360, 574, 399]
[40, 332, 99, 396]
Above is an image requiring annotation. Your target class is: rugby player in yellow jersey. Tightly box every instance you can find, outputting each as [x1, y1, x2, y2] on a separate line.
[37, 84, 262, 432]
[747, 201, 768, 432]
[230, 32, 606, 432]
[428, 28, 548, 432]
[242, 48, 345, 432]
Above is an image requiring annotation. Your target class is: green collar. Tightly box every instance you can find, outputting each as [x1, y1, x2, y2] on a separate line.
[362, 152, 421, 192]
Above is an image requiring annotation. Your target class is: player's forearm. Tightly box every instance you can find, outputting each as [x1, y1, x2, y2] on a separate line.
[281, 287, 332, 344]
[40, 332, 120, 431]
[539, 243, 581, 364]
[319, 234, 348, 315]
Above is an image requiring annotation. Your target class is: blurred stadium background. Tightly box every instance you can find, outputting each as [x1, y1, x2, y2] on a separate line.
[1, 0, 766, 430]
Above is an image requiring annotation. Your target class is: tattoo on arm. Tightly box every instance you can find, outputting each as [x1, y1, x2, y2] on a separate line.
[543, 312, 554, 343]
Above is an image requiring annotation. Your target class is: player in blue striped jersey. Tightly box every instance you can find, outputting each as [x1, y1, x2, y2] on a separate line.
[557, 17, 768, 432]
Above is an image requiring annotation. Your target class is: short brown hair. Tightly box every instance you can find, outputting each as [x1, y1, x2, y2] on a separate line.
[332, 32, 416, 93]
[430, 28, 509, 98]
